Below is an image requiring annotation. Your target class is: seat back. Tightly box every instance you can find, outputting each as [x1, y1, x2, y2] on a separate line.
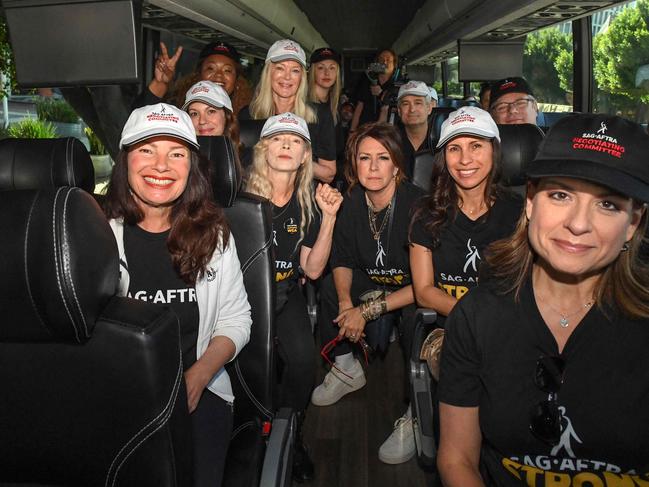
[205, 136, 281, 487]
[427, 107, 455, 150]
[497, 123, 545, 195]
[0, 137, 95, 192]
[238, 119, 266, 169]
[0, 139, 192, 486]
[411, 150, 435, 192]
[0, 188, 191, 487]
[198, 135, 242, 206]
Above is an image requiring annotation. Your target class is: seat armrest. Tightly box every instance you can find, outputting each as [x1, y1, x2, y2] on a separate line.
[409, 308, 438, 469]
[259, 408, 296, 487]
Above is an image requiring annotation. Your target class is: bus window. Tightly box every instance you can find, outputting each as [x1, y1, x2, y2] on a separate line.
[592, 1, 649, 124]
[523, 21, 574, 113]
[446, 56, 463, 98]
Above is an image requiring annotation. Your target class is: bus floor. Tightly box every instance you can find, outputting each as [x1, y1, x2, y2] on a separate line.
[300, 337, 437, 487]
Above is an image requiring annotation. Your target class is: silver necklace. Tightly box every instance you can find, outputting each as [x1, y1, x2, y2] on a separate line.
[539, 297, 594, 328]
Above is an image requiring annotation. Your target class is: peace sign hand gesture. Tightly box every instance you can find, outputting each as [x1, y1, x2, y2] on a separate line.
[154, 42, 183, 84]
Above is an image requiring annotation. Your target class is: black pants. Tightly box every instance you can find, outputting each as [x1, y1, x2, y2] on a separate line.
[190, 390, 233, 487]
[318, 270, 417, 364]
[276, 284, 316, 412]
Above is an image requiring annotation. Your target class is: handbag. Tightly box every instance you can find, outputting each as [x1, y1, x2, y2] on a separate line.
[420, 328, 445, 381]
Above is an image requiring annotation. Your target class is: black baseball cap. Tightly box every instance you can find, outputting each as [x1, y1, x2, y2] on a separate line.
[490, 77, 534, 106]
[199, 41, 241, 64]
[526, 114, 649, 202]
[310, 47, 340, 65]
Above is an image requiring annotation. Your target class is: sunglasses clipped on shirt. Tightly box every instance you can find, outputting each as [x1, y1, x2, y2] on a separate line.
[529, 355, 566, 445]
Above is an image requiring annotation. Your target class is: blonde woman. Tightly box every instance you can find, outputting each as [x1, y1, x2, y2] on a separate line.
[240, 39, 336, 183]
[308, 47, 342, 125]
[246, 112, 342, 482]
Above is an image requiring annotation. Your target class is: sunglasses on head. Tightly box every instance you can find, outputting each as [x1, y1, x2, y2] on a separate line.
[320, 335, 373, 379]
[530, 355, 565, 445]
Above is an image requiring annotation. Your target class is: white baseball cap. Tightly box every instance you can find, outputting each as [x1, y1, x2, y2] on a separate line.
[260, 112, 311, 142]
[436, 106, 500, 149]
[398, 80, 436, 102]
[182, 81, 233, 113]
[120, 103, 199, 150]
[266, 39, 307, 67]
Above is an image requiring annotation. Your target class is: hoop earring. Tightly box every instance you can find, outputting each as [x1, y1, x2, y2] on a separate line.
[621, 242, 630, 252]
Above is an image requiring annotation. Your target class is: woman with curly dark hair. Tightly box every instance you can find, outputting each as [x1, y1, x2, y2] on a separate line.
[103, 103, 251, 487]
[134, 40, 253, 115]
[409, 106, 523, 327]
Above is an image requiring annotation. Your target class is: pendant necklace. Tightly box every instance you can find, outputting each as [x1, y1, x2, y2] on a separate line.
[366, 195, 392, 241]
[538, 296, 594, 328]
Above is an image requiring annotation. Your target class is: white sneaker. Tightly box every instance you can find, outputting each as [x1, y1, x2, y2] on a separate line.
[378, 414, 416, 464]
[311, 359, 366, 406]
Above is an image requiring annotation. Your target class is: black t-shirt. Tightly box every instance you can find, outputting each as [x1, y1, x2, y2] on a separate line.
[124, 224, 199, 369]
[410, 192, 523, 325]
[439, 278, 649, 485]
[398, 124, 431, 180]
[272, 192, 320, 283]
[353, 75, 396, 127]
[331, 181, 424, 289]
[238, 102, 336, 162]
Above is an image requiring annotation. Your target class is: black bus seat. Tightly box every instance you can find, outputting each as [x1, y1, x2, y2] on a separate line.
[411, 107, 455, 192]
[0, 137, 95, 193]
[409, 309, 438, 470]
[0, 139, 192, 485]
[497, 123, 545, 196]
[205, 136, 295, 487]
[238, 119, 266, 169]
[198, 134, 243, 198]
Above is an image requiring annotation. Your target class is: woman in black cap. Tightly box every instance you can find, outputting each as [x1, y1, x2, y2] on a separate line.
[308, 47, 345, 183]
[134, 41, 253, 115]
[437, 114, 649, 486]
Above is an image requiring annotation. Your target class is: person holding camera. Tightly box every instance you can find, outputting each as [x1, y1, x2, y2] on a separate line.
[351, 49, 399, 130]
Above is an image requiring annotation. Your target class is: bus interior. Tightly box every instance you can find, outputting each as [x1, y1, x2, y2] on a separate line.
[0, 1, 647, 486]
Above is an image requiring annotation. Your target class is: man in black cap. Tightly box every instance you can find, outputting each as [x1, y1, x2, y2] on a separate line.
[489, 77, 539, 125]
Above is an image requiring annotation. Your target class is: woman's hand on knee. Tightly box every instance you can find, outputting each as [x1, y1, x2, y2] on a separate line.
[334, 307, 366, 343]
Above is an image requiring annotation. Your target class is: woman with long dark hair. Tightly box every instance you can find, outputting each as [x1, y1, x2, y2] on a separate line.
[135, 40, 253, 115]
[104, 103, 251, 487]
[437, 114, 649, 486]
[409, 106, 523, 327]
[313, 122, 424, 465]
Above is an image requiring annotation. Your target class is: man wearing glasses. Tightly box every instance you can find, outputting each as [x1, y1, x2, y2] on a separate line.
[489, 77, 539, 125]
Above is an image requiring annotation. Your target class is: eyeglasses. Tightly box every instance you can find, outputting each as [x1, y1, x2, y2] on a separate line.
[529, 355, 565, 445]
[492, 97, 535, 114]
[320, 335, 372, 379]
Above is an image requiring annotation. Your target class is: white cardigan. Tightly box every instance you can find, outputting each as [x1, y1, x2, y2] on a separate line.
[109, 219, 252, 403]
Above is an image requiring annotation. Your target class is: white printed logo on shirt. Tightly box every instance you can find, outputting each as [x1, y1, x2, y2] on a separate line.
[463, 238, 481, 273]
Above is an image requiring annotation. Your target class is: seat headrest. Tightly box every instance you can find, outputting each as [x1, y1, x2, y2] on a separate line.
[238, 119, 266, 168]
[498, 123, 545, 188]
[0, 138, 95, 193]
[0, 187, 118, 343]
[428, 107, 456, 149]
[198, 135, 241, 208]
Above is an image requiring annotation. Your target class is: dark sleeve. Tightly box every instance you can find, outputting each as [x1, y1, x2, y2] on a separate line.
[237, 105, 251, 121]
[437, 297, 482, 407]
[330, 198, 357, 269]
[302, 211, 321, 249]
[131, 87, 163, 111]
[409, 214, 434, 249]
[352, 77, 371, 105]
[313, 104, 336, 161]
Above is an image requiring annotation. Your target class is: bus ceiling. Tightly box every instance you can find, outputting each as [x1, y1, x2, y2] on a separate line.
[147, 0, 631, 65]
